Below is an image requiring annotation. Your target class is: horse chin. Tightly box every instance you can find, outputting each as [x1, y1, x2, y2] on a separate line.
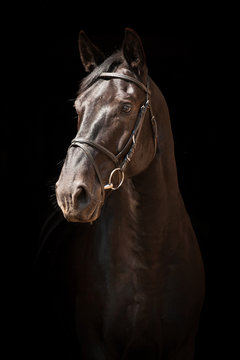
[63, 202, 102, 223]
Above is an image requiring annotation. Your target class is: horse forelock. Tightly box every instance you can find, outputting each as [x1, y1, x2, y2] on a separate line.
[78, 51, 124, 95]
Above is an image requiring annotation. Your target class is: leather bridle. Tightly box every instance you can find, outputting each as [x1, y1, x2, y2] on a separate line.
[70, 72, 158, 201]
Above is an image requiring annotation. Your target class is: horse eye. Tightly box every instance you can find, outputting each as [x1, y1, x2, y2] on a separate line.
[121, 103, 132, 113]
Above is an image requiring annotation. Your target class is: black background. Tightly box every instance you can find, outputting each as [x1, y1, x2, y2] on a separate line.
[3, 2, 221, 359]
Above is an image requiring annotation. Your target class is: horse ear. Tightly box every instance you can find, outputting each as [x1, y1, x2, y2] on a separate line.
[122, 28, 147, 77]
[78, 31, 106, 72]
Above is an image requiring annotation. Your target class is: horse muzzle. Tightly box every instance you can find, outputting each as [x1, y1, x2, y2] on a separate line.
[55, 182, 103, 223]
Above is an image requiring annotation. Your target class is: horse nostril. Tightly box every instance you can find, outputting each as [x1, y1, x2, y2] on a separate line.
[73, 186, 89, 208]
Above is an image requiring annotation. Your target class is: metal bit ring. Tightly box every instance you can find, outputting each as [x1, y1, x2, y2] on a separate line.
[104, 168, 125, 190]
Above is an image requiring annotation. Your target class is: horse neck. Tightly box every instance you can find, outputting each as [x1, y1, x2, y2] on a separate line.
[99, 160, 184, 270]
[131, 79, 185, 230]
[132, 154, 183, 239]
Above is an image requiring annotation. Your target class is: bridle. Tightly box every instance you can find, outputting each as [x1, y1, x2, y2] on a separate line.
[70, 72, 158, 201]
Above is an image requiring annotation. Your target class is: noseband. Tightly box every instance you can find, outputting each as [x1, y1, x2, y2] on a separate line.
[70, 72, 158, 201]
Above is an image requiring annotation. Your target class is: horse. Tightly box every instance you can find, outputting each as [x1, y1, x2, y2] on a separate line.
[43, 28, 205, 359]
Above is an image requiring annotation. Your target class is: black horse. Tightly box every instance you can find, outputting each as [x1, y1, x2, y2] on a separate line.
[40, 28, 205, 359]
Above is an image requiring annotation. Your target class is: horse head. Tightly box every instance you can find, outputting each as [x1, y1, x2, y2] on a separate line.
[56, 28, 157, 223]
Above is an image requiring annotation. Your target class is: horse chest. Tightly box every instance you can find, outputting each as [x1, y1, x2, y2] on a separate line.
[71, 209, 203, 355]
[80, 244, 161, 334]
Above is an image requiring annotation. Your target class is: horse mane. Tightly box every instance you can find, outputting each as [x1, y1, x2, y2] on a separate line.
[78, 50, 124, 94]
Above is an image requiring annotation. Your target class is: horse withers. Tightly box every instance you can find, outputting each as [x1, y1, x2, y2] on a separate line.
[54, 28, 205, 359]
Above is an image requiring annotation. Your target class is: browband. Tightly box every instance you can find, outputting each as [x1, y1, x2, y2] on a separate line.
[99, 72, 151, 95]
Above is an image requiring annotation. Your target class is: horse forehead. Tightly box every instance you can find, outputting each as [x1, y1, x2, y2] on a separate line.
[75, 79, 140, 109]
